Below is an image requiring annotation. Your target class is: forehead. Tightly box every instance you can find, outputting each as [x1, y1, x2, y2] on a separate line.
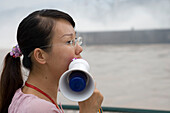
[52, 19, 75, 40]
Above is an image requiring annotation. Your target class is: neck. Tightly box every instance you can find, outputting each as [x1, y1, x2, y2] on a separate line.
[25, 68, 60, 104]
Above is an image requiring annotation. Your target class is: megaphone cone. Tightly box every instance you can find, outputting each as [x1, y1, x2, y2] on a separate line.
[59, 58, 95, 102]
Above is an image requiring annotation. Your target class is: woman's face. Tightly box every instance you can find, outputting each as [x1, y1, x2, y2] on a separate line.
[46, 19, 83, 79]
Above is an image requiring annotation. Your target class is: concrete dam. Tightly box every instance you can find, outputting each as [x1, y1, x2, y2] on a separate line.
[78, 29, 170, 45]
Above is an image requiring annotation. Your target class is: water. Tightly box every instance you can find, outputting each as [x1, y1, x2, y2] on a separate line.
[81, 44, 170, 111]
[0, 44, 170, 111]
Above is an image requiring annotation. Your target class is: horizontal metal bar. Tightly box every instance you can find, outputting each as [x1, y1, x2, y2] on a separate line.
[61, 105, 79, 110]
[61, 105, 170, 113]
[101, 106, 170, 113]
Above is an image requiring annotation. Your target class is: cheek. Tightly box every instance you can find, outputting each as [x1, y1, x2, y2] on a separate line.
[52, 47, 75, 72]
[59, 50, 75, 67]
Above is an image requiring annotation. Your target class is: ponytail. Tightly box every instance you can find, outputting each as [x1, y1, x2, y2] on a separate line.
[0, 53, 23, 113]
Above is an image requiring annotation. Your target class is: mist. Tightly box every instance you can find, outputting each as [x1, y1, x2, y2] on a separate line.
[73, 0, 170, 31]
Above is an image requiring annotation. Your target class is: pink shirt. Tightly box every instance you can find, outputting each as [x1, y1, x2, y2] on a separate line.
[8, 88, 64, 113]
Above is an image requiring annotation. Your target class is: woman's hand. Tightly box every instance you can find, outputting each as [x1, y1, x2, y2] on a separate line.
[78, 88, 103, 113]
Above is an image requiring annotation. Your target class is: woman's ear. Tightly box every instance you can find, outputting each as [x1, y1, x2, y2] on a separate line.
[33, 48, 47, 64]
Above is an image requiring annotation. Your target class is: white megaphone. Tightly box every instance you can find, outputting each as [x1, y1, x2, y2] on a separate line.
[59, 58, 95, 102]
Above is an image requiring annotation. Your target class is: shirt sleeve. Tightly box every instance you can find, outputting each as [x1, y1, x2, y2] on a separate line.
[24, 98, 62, 113]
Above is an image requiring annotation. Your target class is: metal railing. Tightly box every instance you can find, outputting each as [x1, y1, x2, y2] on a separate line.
[61, 105, 170, 113]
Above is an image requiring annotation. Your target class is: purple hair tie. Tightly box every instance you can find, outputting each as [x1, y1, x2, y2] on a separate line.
[10, 44, 22, 58]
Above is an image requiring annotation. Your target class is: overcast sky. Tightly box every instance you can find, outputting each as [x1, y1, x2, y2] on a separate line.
[0, 0, 170, 48]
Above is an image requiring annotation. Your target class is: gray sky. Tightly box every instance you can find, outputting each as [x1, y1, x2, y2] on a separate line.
[0, 0, 170, 48]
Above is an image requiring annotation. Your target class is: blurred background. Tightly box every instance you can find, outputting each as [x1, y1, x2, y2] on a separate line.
[0, 0, 170, 111]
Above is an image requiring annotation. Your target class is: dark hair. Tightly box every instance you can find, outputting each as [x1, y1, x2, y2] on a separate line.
[0, 9, 75, 113]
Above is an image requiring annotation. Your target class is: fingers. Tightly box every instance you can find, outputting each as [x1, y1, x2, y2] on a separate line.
[93, 88, 104, 108]
[78, 88, 103, 113]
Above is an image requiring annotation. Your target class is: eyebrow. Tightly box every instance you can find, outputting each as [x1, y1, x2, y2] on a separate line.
[60, 32, 77, 38]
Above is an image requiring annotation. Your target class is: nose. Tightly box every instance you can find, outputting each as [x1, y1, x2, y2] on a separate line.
[75, 44, 83, 55]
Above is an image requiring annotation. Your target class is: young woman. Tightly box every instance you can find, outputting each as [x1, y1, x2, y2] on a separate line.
[0, 9, 103, 113]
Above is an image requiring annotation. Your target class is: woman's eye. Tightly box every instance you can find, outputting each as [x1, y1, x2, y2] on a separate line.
[66, 40, 72, 45]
